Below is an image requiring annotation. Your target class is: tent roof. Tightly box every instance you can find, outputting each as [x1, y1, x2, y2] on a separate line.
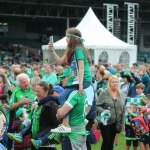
[42, 7, 136, 50]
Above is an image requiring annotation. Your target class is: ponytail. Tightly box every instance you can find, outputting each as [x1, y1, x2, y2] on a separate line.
[48, 84, 54, 95]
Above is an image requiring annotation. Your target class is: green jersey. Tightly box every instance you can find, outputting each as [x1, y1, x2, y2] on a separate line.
[65, 90, 88, 126]
[75, 46, 92, 82]
[23, 68, 34, 78]
[67, 46, 92, 86]
[138, 93, 146, 106]
[42, 72, 57, 85]
[9, 86, 36, 106]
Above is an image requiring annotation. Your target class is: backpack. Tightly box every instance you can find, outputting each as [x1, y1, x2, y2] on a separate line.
[130, 116, 149, 137]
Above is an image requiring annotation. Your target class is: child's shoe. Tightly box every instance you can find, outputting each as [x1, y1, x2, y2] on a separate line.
[31, 139, 41, 149]
[7, 133, 22, 143]
[51, 124, 71, 133]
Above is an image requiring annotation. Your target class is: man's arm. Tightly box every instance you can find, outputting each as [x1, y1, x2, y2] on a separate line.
[57, 103, 72, 119]
[10, 98, 32, 111]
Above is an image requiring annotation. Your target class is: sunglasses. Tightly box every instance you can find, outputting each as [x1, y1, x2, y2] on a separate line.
[104, 78, 109, 80]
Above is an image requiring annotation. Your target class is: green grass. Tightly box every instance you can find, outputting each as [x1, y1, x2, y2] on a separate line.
[56, 133, 140, 150]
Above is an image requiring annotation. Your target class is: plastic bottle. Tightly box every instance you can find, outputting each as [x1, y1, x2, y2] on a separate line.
[108, 107, 110, 113]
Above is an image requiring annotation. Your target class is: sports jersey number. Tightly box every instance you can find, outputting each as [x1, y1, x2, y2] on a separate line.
[83, 98, 88, 117]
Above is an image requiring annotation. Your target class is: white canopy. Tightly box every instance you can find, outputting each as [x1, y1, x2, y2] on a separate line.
[42, 7, 137, 66]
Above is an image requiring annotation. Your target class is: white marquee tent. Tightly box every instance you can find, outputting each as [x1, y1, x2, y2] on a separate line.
[42, 7, 137, 66]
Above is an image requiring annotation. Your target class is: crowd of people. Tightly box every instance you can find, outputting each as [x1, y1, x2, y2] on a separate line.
[0, 27, 150, 150]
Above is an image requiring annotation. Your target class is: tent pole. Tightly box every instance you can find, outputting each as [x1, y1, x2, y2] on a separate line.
[67, 18, 70, 29]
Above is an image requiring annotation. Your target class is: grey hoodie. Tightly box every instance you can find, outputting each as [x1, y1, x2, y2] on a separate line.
[96, 88, 125, 126]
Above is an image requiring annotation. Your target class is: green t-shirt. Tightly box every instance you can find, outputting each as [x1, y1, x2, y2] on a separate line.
[138, 93, 146, 106]
[75, 46, 92, 82]
[65, 90, 88, 126]
[9, 86, 36, 107]
[42, 72, 57, 85]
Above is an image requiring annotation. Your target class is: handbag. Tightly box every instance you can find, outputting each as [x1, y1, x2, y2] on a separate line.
[112, 99, 122, 133]
[90, 128, 97, 144]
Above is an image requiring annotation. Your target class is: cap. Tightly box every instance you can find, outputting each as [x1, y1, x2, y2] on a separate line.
[16, 108, 24, 118]
[122, 69, 131, 78]
[10, 80, 18, 87]
[54, 85, 64, 94]
[58, 67, 70, 78]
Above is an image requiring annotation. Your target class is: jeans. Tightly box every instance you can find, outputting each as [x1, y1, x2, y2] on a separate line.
[86, 119, 94, 150]
[59, 81, 91, 118]
[21, 123, 32, 137]
[62, 136, 72, 150]
[100, 123, 117, 150]
[38, 132, 51, 144]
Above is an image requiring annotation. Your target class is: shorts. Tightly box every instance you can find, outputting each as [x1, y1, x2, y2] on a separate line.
[83, 85, 94, 106]
[139, 135, 149, 144]
[126, 140, 138, 147]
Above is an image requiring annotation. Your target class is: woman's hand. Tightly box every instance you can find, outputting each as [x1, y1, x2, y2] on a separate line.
[48, 42, 54, 52]
[79, 84, 84, 95]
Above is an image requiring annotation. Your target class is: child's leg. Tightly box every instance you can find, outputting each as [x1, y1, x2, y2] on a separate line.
[133, 140, 138, 150]
[139, 142, 145, 150]
[114, 134, 118, 145]
[144, 144, 149, 150]
[126, 140, 131, 150]
[62, 118, 69, 127]
[38, 132, 51, 144]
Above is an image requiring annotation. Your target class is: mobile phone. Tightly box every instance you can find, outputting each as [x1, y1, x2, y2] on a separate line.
[49, 36, 53, 43]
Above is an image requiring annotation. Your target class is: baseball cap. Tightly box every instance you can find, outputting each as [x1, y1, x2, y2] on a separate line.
[58, 67, 70, 78]
[16, 108, 24, 118]
[54, 85, 64, 94]
[10, 80, 18, 87]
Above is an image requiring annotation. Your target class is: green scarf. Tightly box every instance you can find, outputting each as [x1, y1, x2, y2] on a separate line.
[32, 106, 42, 139]
[63, 130, 89, 143]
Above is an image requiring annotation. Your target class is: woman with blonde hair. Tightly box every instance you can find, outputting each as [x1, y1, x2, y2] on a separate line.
[97, 75, 125, 150]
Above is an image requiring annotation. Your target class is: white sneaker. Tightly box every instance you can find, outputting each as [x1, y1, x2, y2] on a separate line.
[50, 124, 71, 133]
[84, 119, 89, 125]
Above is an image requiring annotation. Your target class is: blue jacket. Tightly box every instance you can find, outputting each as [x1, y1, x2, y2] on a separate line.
[121, 72, 141, 98]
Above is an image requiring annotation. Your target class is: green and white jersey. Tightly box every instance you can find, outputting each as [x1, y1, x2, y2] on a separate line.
[75, 46, 92, 82]
[23, 68, 34, 79]
[9, 86, 36, 106]
[65, 90, 88, 126]
[138, 93, 146, 106]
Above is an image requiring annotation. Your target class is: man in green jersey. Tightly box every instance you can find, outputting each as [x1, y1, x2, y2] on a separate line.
[55, 72, 89, 150]
[9, 73, 36, 111]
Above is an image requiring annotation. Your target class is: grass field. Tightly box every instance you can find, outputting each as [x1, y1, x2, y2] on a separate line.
[56, 133, 141, 150]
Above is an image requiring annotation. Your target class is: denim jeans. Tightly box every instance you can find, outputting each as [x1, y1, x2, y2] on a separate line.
[38, 132, 51, 144]
[59, 81, 91, 118]
[21, 123, 32, 137]
[62, 136, 72, 150]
